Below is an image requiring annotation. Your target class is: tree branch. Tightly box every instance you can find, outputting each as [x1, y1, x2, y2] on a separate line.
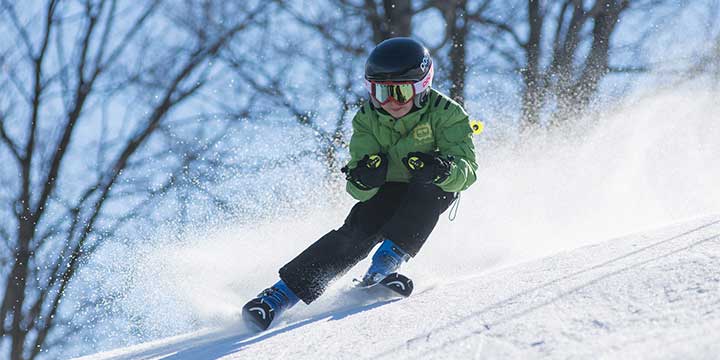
[277, 1, 367, 56]
[33, 0, 100, 224]
[468, 13, 526, 49]
[2, 0, 37, 61]
[98, 1, 161, 71]
[0, 114, 21, 162]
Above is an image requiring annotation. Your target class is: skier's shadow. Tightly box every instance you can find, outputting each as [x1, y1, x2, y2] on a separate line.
[154, 299, 400, 360]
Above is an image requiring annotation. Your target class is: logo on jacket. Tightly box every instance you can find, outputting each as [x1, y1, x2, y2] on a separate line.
[413, 123, 433, 143]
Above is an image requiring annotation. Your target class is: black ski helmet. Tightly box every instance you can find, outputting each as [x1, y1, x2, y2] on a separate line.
[365, 37, 434, 107]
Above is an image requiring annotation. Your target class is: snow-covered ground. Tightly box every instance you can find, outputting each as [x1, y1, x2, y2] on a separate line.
[77, 214, 720, 359]
[71, 87, 720, 359]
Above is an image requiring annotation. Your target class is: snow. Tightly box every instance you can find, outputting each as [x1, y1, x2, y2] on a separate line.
[69, 85, 720, 359]
[76, 215, 720, 359]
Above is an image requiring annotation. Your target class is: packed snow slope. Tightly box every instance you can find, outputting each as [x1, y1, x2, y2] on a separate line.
[79, 215, 720, 359]
[69, 85, 720, 359]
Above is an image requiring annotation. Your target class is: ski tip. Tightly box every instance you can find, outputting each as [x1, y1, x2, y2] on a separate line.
[242, 299, 274, 332]
[380, 273, 414, 297]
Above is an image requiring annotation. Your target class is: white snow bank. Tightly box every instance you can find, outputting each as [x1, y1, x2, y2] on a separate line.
[77, 215, 720, 359]
[100, 86, 720, 346]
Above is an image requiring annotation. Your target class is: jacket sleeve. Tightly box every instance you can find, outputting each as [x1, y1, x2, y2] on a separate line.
[345, 107, 382, 201]
[435, 107, 478, 193]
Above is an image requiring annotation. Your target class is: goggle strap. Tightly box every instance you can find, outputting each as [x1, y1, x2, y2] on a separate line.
[413, 63, 434, 95]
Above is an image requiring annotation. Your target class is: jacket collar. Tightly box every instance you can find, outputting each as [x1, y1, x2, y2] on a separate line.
[372, 100, 431, 136]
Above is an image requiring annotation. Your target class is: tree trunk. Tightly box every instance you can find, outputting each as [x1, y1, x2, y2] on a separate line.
[366, 0, 413, 42]
[382, 0, 412, 38]
[439, 0, 469, 105]
[551, 0, 626, 126]
[7, 217, 33, 360]
[520, 0, 544, 129]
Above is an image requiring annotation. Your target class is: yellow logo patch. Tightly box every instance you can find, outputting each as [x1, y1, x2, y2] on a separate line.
[413, 123, 433, 143]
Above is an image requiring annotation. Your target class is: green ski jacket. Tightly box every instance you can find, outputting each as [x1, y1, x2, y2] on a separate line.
[346, 89, 478, 201]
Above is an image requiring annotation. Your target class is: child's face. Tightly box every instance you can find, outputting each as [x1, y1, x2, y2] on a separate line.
[381, 100, 413, 119]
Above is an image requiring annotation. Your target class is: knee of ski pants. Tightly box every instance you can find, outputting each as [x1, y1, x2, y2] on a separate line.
[341, 202, 386, 241]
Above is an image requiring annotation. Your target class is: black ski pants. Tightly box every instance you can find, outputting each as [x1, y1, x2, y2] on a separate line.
[279, 182, 456, 304]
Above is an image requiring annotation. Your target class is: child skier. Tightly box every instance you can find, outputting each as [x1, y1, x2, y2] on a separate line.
[242, 37, 478, 331]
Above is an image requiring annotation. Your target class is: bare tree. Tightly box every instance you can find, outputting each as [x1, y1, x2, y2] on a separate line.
[430, 0, 497, 104]
[0, 1, 263, 359]
[679, 0, 720, 86]
[242, 1, 374, 178]
[468, 0, 669, 129]
[274, 0, 683, 143]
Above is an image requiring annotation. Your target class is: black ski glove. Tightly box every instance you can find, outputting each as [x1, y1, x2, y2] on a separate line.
[341, 153, 389, 191]
[402, 151, 454, 185]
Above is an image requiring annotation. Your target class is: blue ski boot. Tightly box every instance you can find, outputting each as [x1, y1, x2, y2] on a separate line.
[356, 239, 411, 288]
[242, 279, 300, 331]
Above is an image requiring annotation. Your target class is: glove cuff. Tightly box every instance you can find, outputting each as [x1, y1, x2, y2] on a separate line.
[347, 175, 373, 191]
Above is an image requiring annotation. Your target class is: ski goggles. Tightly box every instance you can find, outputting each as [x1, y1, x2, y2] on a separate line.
[364, 64, 434, 105]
